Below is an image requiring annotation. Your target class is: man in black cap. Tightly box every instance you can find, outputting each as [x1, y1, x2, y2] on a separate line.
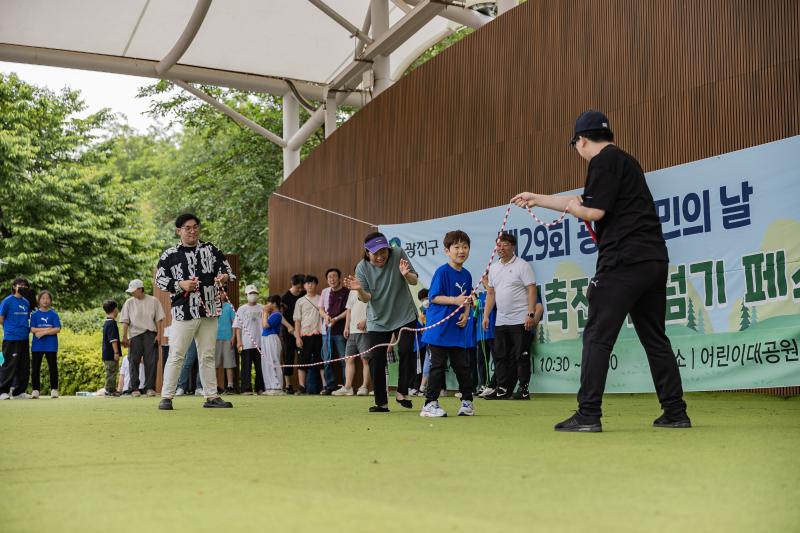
[512, 110, 690, 432]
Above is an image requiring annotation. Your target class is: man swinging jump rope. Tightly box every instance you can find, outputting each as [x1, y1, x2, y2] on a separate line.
[512, 110, 691, 432]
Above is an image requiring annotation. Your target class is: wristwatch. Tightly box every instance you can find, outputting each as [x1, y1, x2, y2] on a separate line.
[527, 312, 535, 318]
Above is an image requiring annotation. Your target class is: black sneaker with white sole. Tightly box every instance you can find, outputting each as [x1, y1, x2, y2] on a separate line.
[203, 397, 233, 408]
[512, 385, 530, 400]
[484, 387, 513, 400]
[554, 411, 602, 432]
[653, 413, 692, 428]
[158, 399, 173, 410]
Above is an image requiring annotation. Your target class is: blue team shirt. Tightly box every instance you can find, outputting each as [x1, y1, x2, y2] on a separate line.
[217, 302, 236, 340]
[262, 311, 282, 337]
[0, 294, 30, 341]
[422, 263, 474, 348]
[30, 309, 61, 352]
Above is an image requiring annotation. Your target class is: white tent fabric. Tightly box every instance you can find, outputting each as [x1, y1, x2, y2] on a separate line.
[0, 0, 484, 101]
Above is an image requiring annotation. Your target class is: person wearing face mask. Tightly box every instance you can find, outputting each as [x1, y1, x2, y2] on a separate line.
[343, 232, 419, 413]
[235, 285, 265, 395]
[0, 277, 34, 400]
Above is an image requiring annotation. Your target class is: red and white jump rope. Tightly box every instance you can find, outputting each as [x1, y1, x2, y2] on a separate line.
[234, 202, 594, 369]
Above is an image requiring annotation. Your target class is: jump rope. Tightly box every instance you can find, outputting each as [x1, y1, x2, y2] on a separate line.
[224, 202, 595, 369]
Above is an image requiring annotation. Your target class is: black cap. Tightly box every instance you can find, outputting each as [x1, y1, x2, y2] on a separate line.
[571, 110, 612, 145]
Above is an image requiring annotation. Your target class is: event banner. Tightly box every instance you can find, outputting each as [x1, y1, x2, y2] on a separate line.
[380, 136, 800, 393]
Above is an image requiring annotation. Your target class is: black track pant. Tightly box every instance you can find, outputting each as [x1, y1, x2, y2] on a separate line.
[367, 320, 417, 407]
[578, 260, 687, 419]
[426, 345, 474, 402]
[0, 340, 30, 395]
[493, 325, 533, 391]
[32, 351, 58, 391]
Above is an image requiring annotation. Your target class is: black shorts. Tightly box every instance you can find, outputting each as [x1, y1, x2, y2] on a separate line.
[281, 333, 297, 376]
[298, 334, 322, 366]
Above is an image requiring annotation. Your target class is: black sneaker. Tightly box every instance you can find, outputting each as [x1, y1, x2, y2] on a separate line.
[203, 397, 233, 408]
[158, 399, 173, 410]
[319, 388, 332, 395]
[284, 386, 295, 395]
[653, 413, 692, 428]
[395, 398, 413, 409]
[554, 411, 602, 432]
[223, 387, 236, 395]
[369, 405, 390, 413]
[512, 386, 530, 400]
[484, 387, 513, 400]
[295, 386, 307, 395]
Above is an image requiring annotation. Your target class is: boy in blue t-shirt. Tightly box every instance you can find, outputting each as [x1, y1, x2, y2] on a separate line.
[420, 230, 476, 418]
[30, 290, 62, 398]
[0, 277, 33, 400]
[101, 300, 122, 396]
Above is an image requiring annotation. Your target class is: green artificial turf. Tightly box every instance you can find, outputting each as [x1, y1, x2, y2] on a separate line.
[1, 392, 798, 533]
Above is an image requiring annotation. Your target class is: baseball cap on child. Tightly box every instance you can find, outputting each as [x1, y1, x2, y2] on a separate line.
[125, 279, 144, 293]
[244, 284, 259, 294]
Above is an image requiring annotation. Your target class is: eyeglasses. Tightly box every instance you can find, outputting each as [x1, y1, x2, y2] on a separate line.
[181, 225, 200, 232]
[569, 136, 579, 148]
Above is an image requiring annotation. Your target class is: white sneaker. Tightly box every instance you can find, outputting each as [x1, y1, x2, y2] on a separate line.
[479, 387, 495, 398]
[356, 387, 369, 396]
[31, 390, 40, 399]
[457, 400, 475, 416]
[51, 389, 59, 398]
[263, 389, 285, 396]
[145, 389, 157, 397]
[131, 390, 141, 397]
[420, 401, 447, 418]
[331, 386, 353, 396]
[194, 389, 204, 396]
[13, 393, 31, 400]
[175, 388, 185, 396]
[0, 393, 9, 400]
[408, 388, 418, 396]
[454, 391, 462, 399]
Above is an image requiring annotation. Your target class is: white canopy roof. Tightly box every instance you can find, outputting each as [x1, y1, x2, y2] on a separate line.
[0, 0, 493, 105]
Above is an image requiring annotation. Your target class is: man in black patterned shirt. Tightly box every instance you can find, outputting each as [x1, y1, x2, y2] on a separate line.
[155, 213, 236, 410]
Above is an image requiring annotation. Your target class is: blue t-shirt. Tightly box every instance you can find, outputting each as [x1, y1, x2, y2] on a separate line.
[0, 294, 30, 341]
[262, 311, 282, 337]
[422, 263, 474, 348]
[30, 309, 61, 352]
[102, 318, 121, 361]
[217, 302, 235, 340]
[476, 292, 496, 341]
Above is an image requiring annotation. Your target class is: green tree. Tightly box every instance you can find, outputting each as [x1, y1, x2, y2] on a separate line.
[139, 82, 324, 290]
[686, 298, 697, 331]
[0, 73, 151, 307]
[750, 305, 758, 327]
[696, 306, 705, 334]
[739, 301, 750, 331]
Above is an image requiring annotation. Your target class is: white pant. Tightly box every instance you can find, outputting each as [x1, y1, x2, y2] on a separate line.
[260, 334, 283, 391]
[162, 317, 219, 399]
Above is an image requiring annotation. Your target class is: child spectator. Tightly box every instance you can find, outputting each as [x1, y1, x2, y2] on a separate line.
[118, 355, 146, 395]
[293, 275, 325, 394]
[215, 291, 237, 394]
[420, 230, 476, 418]
[30, 290, 61, 399]
[101, 300, 122, 397]
[260, 295, 285, 395]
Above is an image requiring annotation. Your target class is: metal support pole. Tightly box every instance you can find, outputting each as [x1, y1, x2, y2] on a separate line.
[370, 0, 391, 96]
[283, 92, 300, 180]
[325, 91, 338, 138]
[497, 0, 517, 15]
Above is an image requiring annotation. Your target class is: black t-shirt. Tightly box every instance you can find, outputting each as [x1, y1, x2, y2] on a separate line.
[102, 318, 120, 361]
[582, 145, 668, 268]
[281, 289, 305, 335]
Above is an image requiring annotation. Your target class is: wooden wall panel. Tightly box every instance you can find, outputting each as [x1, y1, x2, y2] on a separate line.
[267, 0, 799, 396]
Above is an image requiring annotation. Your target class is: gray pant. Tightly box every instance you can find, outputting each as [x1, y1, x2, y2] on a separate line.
[128, 330, 157, 391]
[104, 360, 118, 393]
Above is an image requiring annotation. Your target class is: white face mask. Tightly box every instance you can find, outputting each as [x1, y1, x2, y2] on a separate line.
[421, 299, 430, 309]
[247, 294, 259, 304]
